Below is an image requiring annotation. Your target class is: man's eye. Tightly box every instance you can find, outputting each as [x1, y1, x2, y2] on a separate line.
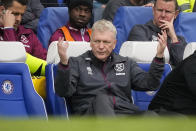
[103, 41, 110, 44]
[94, 40, 100, 43]
[85, 9, 90, 13]
[12, 13, 19, 16]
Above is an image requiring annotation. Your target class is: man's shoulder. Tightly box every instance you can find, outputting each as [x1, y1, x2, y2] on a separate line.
[131, 22, 152, 32]
[113, 52, 131, 63]
[70, 51, 90, 61]
[53, 28, 64, 36]
[18, 25, 35, 35]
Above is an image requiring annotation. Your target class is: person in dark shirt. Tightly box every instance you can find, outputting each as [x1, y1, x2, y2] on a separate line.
[149, 50, 196, 116]
[54, 19, 167, 116]
[128, 0, 187, 67]
[21, 0, 44, 33]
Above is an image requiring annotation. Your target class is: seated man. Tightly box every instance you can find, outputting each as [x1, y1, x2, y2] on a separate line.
[21, 0, 44, 33]
[148, 50, 196, 116]
[55, 19, 167, 116]
[128, 0, 187, 67]
[0, 0, 47, 60]
[49, 0, 93, 46]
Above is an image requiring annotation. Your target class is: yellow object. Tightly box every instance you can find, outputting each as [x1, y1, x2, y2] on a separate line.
[32, 76, 46, 99]
[177, 0, 195, 12]
[25, 53, 47, 99]
[25, 53, 47, 76]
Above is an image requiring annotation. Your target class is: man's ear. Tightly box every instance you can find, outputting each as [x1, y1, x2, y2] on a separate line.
[113, 39, 117, 49]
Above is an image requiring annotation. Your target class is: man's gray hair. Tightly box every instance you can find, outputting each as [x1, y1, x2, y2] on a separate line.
[92, 19, 117, 39]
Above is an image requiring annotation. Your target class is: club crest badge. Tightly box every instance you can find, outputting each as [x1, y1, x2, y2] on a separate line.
[114, 63, 124, 72]
[20, 35, 29, 44]
[1, 80, 14, 94]
[114, 63, 125, 75]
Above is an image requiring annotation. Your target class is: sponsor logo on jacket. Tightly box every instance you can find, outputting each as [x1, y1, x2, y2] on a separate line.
[152, 35, 158, 41]
[87, 66, 93, 75]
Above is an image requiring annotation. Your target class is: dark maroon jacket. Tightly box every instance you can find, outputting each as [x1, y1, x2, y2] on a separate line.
[0, 25, 47, 60]
[49, 23, 91, 47]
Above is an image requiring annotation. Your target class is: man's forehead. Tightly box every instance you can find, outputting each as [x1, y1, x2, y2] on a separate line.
[75, 5, 91, 9]
[155, 1, 176, 9]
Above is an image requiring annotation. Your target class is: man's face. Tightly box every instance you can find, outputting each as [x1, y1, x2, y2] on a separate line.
[153, 0, 178, 27]
[69, 5, 92, 29]
[90, 30, 116, 61]
[7, 1, 26, 29]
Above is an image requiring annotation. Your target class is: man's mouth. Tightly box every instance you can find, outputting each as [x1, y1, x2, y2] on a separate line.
[78, 19, 85, 22]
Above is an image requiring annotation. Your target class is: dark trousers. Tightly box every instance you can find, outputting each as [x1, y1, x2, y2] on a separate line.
[86, 93, 144, 117]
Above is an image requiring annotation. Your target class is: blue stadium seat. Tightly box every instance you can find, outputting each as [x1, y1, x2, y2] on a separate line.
[113, 6, 153, 53]
[132, 63, 172, 111]
[37, 7, 69, 49]
[45, 64, 69, 118]
[0, 63, 47, 118]
[113, 6, 196, 53]
[174, 12, 196, 44]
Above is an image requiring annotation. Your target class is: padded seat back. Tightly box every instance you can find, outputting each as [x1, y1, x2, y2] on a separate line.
[113, 6, 153, 53]
[37, 7, 69, 49]
[119, 41, 170, 63]
[0, 63, 47, 117]
[0, 41, 26, 62]
[183, 42, 196, 59]
[47, 41, 91, 64]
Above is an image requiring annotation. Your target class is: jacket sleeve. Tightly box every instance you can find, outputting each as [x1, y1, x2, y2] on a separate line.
[127, 25, 150, 41]
[167, 36, 187, 67]
[48, 29, 64, 47]
[130, 57, 165, 91]
[31, 32, 47, 60]
[55, 57, 79, 97]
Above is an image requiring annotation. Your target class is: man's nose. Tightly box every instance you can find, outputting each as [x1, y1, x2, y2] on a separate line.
[161, 10, 166, 17]
[98, 41, 104, 48]
[79, 10, 86, 16]
[15, 14, 22, 22]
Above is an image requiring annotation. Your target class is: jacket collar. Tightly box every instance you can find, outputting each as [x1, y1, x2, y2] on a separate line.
[146, 20, 161, 34]
[66, 22, 88, 32]
[17, 25, 32, 35]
